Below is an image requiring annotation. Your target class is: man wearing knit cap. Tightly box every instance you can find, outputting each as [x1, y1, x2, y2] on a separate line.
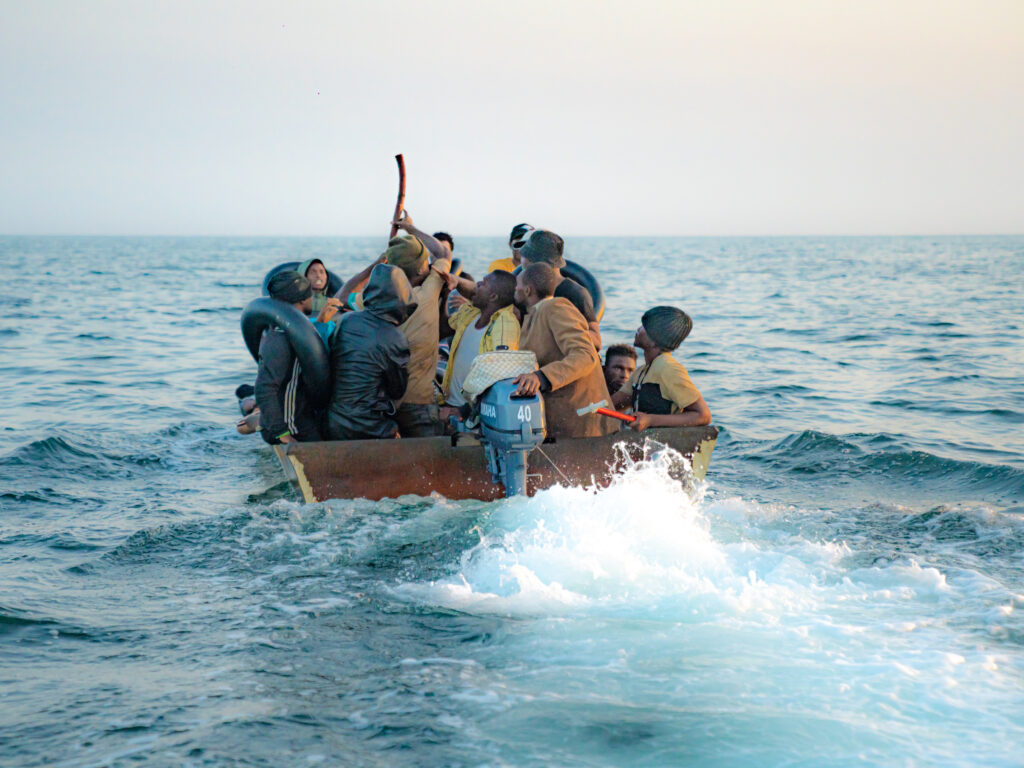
[254, 271, 323, 445]
[512, 263, 617, 439]
[516, 229, 601, 348]
[334, 211, 452, 436]
[612, 306, 711, 430]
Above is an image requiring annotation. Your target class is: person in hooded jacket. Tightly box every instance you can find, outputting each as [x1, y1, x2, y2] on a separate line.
[333, 213, 452, 437]
[326, 264, 417, 440]
[255, 271, 324, 445]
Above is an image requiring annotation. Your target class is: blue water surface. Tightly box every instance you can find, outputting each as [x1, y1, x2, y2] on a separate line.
[1, 235, 1022, 766]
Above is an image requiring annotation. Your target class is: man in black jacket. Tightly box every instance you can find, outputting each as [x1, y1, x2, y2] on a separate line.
[256, 271, 324, 445]
[327, 264, 417, 440]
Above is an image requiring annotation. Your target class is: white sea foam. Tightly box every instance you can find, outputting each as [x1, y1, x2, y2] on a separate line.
[390, 449, 1024, 765]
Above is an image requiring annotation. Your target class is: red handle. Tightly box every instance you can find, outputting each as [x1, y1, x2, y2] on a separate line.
[596, 407, 636, 423]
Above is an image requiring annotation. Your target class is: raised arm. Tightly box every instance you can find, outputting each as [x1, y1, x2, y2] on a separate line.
[441, 270, 476, 297]
[334, 255, 384, 301]
[391, 210, 448, 262]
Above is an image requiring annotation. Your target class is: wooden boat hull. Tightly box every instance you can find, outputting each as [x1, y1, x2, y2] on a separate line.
[274, 426, 718, 503]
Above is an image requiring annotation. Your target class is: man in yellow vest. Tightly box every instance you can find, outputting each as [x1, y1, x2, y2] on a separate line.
[439, 270, 520, 411]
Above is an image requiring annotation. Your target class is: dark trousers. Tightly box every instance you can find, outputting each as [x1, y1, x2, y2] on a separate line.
[395, 403, 445, 437]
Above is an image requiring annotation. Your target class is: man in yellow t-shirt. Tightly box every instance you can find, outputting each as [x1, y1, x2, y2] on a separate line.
[488, 223, 533, 273]
[611, 306, 712, 430]
[439, 270, 520, 409]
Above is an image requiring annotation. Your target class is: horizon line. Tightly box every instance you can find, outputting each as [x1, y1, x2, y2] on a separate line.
[1, 232, 1022, 239]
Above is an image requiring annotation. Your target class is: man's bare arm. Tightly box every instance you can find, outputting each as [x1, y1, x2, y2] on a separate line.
[333, 256, 384, 300]
[629, 396, 712, 431]
[391, 211, 448, 262]
[611, 388, 631, 410]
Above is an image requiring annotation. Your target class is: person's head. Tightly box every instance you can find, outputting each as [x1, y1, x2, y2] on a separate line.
[509, 223, 533, 266]
[514, 262, 558, 308]
[517, 229, 566, 271]
[300, 259, 328, 292]
[603, 344, 638, 394]
[382, 234, 430, 285]
[433, 232, 454, 254]
[635, 306, 693, 352]
[509, 223, 533, 250]
[268, 270, 314, 315]
[472, 270, 517, 311]
[364, 263, 417, 325]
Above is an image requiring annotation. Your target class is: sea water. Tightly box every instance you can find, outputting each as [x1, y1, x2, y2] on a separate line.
[1, 235, 1022, 766]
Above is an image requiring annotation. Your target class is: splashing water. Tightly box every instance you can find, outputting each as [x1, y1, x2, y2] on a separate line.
[392, 448, 1024, 765]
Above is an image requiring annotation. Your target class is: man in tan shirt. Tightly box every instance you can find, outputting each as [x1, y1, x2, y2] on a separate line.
[512, 263, 617, 439]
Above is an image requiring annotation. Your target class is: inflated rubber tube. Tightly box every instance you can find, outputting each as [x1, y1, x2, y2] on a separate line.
[262, 261, 343, 297]
[450, 257, 462, 277]
[513, 259, 604, 321]
[241, 297, 331, 407]
[562, 259, 604, 321]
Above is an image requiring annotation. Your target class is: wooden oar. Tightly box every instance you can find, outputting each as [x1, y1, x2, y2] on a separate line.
[387, 153, 406, 240]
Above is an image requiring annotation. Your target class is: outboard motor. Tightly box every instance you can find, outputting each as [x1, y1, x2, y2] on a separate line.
[463, 379, 546, 497]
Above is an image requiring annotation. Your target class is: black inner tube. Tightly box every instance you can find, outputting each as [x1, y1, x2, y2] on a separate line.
[240, 297, 331, 408]
[262, 261, 343, 297]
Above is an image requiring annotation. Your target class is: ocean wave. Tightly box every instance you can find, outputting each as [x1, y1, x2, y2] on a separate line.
[73, 332, 114, 340]
[741, 430, 1024, 501]
[0, 604, 133, 643]
[0, 426, 234, 480]
[0, 605, 58, 634]
[0, 435, 162, 478]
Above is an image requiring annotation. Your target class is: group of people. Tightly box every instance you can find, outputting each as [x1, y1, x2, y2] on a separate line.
[239, 213, 711, 445]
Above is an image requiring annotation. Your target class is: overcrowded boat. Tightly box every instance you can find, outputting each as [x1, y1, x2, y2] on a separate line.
[238, 156, 717, 501]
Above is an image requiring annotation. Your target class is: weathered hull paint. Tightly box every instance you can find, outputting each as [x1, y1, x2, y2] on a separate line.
[274, 426, 718, 503]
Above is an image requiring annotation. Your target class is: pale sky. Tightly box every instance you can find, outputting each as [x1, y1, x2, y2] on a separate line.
[1, 0, 1022, 235]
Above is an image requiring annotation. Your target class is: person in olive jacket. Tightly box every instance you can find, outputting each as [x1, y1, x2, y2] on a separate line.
[326, 264, 417, 440]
